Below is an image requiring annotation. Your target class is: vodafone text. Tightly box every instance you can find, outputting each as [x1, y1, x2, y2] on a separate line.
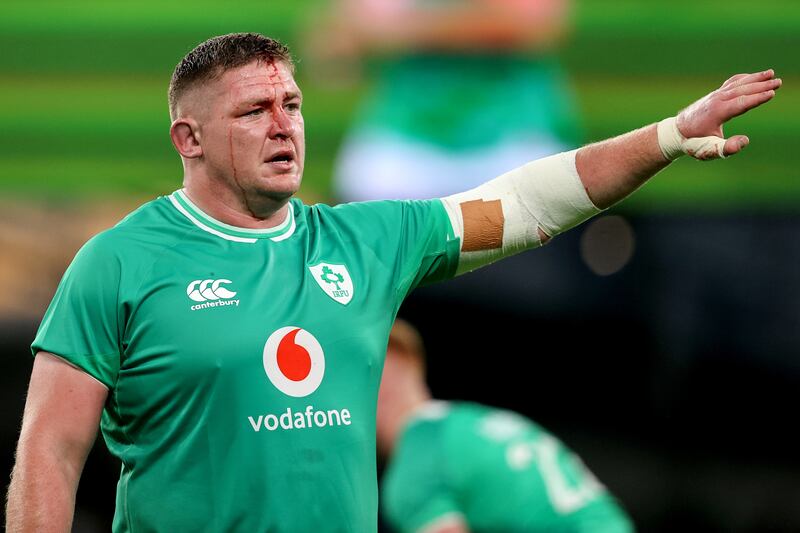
[248, 405, 352, 432]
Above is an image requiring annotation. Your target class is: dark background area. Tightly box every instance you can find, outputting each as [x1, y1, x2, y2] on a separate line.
[399, 213, 800, 532]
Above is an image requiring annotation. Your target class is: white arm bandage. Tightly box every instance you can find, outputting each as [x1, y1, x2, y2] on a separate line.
[441, 150, 601, 275]
[657, 116, 727, 161]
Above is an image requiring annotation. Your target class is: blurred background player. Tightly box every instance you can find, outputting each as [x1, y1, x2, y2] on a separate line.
[308, 0, 582, 201]
[306, 0, 591, 326]
[377, 319, 635, 533]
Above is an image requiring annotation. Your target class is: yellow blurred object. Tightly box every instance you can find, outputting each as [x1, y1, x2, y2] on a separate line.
[0, 200, 141, 319]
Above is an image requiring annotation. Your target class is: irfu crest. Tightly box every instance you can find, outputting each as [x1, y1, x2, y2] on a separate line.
[309, 263, 354, 305]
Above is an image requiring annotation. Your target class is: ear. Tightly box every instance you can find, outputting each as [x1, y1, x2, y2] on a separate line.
[170, 118, 203, 159]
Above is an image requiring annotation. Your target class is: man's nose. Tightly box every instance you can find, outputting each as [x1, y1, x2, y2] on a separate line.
[269, 107, 297, 138]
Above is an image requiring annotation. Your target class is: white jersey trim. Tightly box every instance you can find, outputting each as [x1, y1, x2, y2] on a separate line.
[416, 512, 468, 533]
[175, 189, 294, 237]
[168, 189, 298, 243]
[168, 195, 258, 244]
[270, 206, 296, 242]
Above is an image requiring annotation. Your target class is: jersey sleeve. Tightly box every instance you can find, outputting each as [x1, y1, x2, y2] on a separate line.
[393, 198, 461, 297]
[328, 198, 461, 303]
[381, 421, 464, 533]
[31, 233, 123, 388]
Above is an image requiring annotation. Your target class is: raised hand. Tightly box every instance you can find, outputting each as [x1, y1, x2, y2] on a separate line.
[675, 70, 781, 158]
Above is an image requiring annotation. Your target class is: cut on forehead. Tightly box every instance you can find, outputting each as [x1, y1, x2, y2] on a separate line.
[168, 32, 294, 120]
[226, 61, 302, 107]
[229, 60, 300, 91]
[173, 58, 297, 119]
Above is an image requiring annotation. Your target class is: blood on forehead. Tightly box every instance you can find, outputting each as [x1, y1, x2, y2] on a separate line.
[244, 59, 296, 87]
[226, 60, 300, 105]
[264, 59, 287, 82]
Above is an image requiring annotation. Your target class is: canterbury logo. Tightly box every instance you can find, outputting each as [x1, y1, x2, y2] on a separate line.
[187, 279, 237, 301]
[186, 279, 240, 311]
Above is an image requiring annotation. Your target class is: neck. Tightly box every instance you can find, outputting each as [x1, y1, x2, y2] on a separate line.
[183, 175, 290, 230]
[377, 385, 430, 458]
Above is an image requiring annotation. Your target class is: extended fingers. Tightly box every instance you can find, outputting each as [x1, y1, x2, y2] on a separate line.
[721, 69, 775, 90]
[722, 73, 749, 88]
[676, 70, 779, 148]
[721, 78, 782, 100]
[726, 88, 778, 119]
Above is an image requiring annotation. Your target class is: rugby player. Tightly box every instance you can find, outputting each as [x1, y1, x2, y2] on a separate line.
[378, 319, 634, 533]
[6, 32, 779, 532]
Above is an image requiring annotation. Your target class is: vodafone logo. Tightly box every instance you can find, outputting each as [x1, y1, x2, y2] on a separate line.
[263, 327, 325, 397]
[251, 328, 350, 433]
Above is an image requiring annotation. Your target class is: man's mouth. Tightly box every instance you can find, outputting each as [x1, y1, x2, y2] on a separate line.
[266, 150, 295, 164]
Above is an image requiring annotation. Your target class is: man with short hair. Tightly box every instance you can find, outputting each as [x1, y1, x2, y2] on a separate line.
[6, 32, 779, 532]
[378, 319, 634, 533]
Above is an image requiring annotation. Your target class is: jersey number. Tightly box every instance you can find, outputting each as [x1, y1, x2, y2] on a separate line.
[506, 435, 604, 515]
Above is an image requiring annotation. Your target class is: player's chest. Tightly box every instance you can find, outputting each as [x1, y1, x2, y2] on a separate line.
[120, 243, 391, 395]
[131, 239, 388, 326]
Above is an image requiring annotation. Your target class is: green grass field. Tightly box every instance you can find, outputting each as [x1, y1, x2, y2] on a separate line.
[1, 0, 797, 213]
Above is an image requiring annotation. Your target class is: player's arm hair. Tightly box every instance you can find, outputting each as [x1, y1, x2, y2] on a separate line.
[6, 352, 108, 533]
[441, 70, 781, 274]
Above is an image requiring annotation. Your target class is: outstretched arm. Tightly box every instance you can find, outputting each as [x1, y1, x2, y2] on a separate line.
[579, 70, 781, 208]
[6, 352, 108, 533]
[441, 70, 781, 273]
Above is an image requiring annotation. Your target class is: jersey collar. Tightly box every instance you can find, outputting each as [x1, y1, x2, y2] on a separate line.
[409, 401, 451, 424]
[168, 189, 296, 243]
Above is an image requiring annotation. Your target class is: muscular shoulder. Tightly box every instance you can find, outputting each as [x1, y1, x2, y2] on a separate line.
[66, 196, 189, 288]
[308, 198, 448, 230]
[456, 402, 542, 442]
[304, 200, 406, 238]
[398, 402, 453, 458]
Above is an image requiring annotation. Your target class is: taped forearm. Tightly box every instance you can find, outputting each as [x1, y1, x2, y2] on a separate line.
[441, 150, 600, 275]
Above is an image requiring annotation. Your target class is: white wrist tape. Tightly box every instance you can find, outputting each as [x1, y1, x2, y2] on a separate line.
[657, 116, 727, 161]
[441, 150, 601, 275]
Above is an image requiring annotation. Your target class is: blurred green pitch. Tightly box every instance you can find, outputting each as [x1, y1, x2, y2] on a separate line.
[0, 0, 797, 213]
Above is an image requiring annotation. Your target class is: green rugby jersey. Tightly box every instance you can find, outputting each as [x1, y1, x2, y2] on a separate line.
[382, 402, 634, 533]
[356, 53, 582, 150]
[32, 190, 460, 532]
[351, 0, 582, 152]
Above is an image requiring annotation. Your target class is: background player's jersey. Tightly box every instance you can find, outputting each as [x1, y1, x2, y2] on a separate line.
[348, 0, 582, 151]
[32, 190, 460, 532]
[381, 402, 635, 533]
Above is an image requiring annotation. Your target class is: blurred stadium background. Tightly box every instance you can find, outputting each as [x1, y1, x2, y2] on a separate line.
[1, 1, 798, 531]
